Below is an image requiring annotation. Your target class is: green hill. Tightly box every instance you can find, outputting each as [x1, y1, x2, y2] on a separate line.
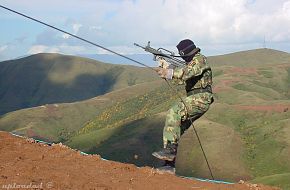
[0, 80, 164, 142]
[0, 53, 158, 115]
[1, 48, 290, 188]
[251, 173, 290, 190]
[65, 48, 290, 186]
[208, 48, 290, 66]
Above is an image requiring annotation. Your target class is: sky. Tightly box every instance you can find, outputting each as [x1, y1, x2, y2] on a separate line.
[0, 0, 290, 62]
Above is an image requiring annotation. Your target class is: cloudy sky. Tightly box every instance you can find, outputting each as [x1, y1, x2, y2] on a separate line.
[0, 0, 290, 62]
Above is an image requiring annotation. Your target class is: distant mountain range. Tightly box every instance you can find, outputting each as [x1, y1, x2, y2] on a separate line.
[79, 53, 156, 66]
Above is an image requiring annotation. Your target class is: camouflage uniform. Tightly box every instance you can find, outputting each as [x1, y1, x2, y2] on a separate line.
[163, 52, 213, 148]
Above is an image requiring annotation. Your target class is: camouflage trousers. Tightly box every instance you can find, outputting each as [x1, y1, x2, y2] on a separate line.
[163, 92, 213, 148]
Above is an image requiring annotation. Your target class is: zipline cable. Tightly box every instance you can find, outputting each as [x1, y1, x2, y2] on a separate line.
[0, 4, 214, 180]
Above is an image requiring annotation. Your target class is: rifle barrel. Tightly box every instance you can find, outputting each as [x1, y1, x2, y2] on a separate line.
[134, 42, 186, 66]
[134, 43, 145, 49]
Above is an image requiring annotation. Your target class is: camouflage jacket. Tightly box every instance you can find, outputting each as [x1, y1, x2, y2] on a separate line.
[172, 53, 213, 93]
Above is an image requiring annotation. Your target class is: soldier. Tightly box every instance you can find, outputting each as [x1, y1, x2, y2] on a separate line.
[152, 39, 214, 166]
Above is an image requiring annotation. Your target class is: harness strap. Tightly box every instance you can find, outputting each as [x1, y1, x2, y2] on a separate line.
[186, 86, 212, 96]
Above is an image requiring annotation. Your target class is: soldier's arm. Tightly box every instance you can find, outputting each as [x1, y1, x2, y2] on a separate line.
[172, 54, 207, 81]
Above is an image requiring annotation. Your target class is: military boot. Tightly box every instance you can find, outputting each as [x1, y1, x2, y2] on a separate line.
[152, 144, 177, 161]
[156, 160, 176, 175]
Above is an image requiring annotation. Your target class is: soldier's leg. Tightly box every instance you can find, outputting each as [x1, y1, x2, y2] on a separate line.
[153, 94, 211, 161]
[180, 109, 203, 135]
[152, 101, 185, 162]
[163, 101, 186, 148]
[164, 94, 211, 147]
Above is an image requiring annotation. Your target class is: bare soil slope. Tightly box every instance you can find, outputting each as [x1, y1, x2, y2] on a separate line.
[0, 132, 278, 190]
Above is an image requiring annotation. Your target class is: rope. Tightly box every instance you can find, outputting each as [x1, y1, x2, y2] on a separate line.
[1, 4, 214, 180]
[165, 80, 214, 180]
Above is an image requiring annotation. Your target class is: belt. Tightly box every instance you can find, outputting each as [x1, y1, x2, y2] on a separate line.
[186, 86, 212, 96]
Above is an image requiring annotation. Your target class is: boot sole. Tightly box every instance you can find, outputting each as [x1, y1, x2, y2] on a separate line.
[152, 152, 175, 161]
[156, 166, 175, 175]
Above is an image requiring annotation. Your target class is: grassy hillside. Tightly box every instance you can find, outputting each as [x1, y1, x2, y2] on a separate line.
[208, 48, 290, 66]
[0, 80, 164, 142]
[0, 53, 158, 115]
[1, 48, 290, 188]
[251, 173, 290, 190]
[66, 48, 290, 185]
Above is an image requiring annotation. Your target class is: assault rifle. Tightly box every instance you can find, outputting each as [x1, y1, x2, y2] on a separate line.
[134, 41, 185, 68]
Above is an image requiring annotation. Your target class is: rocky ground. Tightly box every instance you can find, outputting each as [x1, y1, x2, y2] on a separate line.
[0, 132, 279, 190]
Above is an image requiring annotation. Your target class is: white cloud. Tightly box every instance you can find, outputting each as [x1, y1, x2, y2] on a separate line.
[2, 0, 290, 57]
[90, 26, 102, 31]
[72, 23, 82, 33]
[28, 45, 59, 54]
[283, 1, 290, 18]
[62, 23, 82, 39]
[28, 44, 86, 55]
[62, 34, 70, 39]
[0, 45, 9, 61]
[0, 45, 8, 52]
[63, 0, 290, 49]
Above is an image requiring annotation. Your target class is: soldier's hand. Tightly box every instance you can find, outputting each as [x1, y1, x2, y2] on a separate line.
[156, 56, 169, 69]
[155, 67, 173, 79]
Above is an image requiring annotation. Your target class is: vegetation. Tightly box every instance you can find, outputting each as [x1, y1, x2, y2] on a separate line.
[251, 173, 290, 190]
[0, 53, 158, 115]
[1, 49, 290, 188]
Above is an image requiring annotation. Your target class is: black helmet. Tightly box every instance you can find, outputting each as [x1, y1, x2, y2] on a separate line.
[176, 39, 198, 62]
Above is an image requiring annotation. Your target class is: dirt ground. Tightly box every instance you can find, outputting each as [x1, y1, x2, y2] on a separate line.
[0, 132, 279, 190]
